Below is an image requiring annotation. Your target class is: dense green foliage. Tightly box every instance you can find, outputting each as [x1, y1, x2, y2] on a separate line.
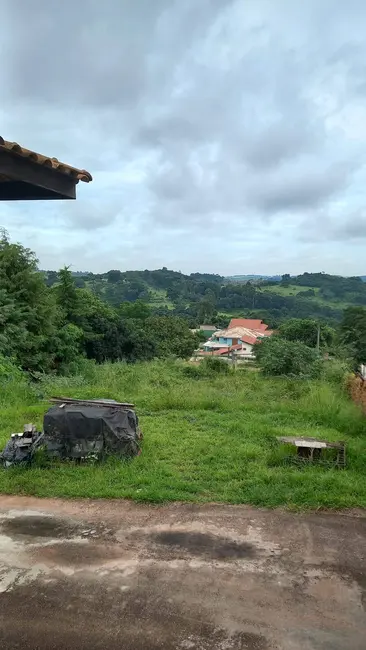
[283, 272, 366, 302]
[1, 234, 364, 373]
[278, 318, 335, 348]
[340, 307, 366, 366]
[255, 336, 322, 378]
[0, 360, 365, 507]
[0, 233, 60, 372]
[43, 267, 366, 330]
[0, 236, 198, 372]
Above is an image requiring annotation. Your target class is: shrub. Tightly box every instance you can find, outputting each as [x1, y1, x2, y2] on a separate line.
[201, 357, 231, 375]
[0, 355, 23, 381]
[181, 364, 204, 379]
[321, 359, 352, 385]
[255, 336, 322, 378]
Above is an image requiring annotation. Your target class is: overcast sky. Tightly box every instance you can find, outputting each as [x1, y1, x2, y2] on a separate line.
[1, 0, 366, 276]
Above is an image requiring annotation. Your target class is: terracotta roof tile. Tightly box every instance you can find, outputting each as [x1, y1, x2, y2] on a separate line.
[214, 326, 268, 340]
[229, 318, 268, 330]
[0, 137, 92, 183]
[240, 335, 257, 345]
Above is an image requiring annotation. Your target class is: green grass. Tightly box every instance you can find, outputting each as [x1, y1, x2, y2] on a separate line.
[263, 284, 319, 297]
[0, 360, 365, 508]
[148, 288, 174, 310]
[262, 284, 353, 309]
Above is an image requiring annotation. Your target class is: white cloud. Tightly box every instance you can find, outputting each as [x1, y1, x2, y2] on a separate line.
[1, 0, 366, 275]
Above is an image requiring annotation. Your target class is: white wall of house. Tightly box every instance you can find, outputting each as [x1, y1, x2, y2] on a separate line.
[237, 343, 253, 355]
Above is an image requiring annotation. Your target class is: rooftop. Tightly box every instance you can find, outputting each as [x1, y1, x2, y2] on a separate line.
[213, 326, 269, 342]
[229, 318, 268, 331]
[0, 137, 92, 201]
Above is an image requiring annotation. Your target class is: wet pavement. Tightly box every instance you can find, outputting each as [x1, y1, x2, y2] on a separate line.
[0, 496, 365, 649]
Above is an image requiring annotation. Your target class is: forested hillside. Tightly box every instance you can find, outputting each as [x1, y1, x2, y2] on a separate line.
[0, 235, 199, 374]
[2, 230, 366, 375]
[43, 267, 366, 329]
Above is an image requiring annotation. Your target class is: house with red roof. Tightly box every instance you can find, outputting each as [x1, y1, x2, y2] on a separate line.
[203, 318, 273, 358]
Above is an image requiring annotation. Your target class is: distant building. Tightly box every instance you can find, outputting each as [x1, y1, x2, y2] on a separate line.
[199, 324, 217, 337]
[203, 318, 273, 359]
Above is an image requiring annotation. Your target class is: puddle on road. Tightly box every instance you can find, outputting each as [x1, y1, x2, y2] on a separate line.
[31, 542, 124, 567]
[1, 515, 80, 539]
[152, 530, 255, 559]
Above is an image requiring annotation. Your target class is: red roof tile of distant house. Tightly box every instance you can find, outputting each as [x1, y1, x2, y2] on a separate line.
[229, 318, 268, 330]
[213, 348, 229, 356]
[228, 335, 257, 348]
[240, 335, 257, 345]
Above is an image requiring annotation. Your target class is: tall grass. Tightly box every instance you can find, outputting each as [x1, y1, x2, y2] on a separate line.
[0, 360, 365, 507]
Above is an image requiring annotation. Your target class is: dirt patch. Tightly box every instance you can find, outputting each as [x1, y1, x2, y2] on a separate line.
[152, 530, 255, 559]
[331, 564, 366, 609]
[31, 542, 124, 567]
[0, 576, 270, 650]
[1, 515, 80, 539]
[1, 497, 366, 649]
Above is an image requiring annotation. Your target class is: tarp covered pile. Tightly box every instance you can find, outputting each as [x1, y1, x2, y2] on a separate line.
[0, 398, 141, 467]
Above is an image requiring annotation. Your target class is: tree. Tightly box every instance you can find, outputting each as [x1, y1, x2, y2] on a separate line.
[197, 295, 215, 324]
[120, 320, 157, 362]
[119, 300, 151, 320]
[107, 269, 123, 283]
[255, 336, 321, 377]
[51, 323, 84, 371]
[73, 289, 125, 362]
[143, 316, 198, 358]
[0, 233, 58, 371]
[55, 266, 80, 321]
[340, 307, 366, 365]
[279, 318, 335, 348]
[44, 270, 59, 287]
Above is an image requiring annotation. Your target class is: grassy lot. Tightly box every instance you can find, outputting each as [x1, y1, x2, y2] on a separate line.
[0, 360, 365, 508]
[148, 288, 174, 309]
[263, 284, 319, 297]
[262, 284, 352, 309]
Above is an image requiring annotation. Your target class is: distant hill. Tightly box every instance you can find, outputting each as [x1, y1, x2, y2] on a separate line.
[42, 268, 366, 328]
[225, 274, 281, 283]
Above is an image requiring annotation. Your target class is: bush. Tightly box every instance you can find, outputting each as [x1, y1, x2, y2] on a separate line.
[201, 357, 231, 375]
[181, 364, 204, 379]
[255, 336, 322, 378]
[321, 359, 352, 385]
[0, 355, 23, 380]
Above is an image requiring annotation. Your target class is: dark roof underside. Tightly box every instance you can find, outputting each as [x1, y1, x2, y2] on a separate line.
[0, 137, 92, 201]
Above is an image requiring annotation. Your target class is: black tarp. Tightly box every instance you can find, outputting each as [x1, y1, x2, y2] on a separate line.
[0, 432, 44, 466]
[43, 402, 140, 460]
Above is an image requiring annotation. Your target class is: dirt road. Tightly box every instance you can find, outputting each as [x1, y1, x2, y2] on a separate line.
[0, 496, 365, 649]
